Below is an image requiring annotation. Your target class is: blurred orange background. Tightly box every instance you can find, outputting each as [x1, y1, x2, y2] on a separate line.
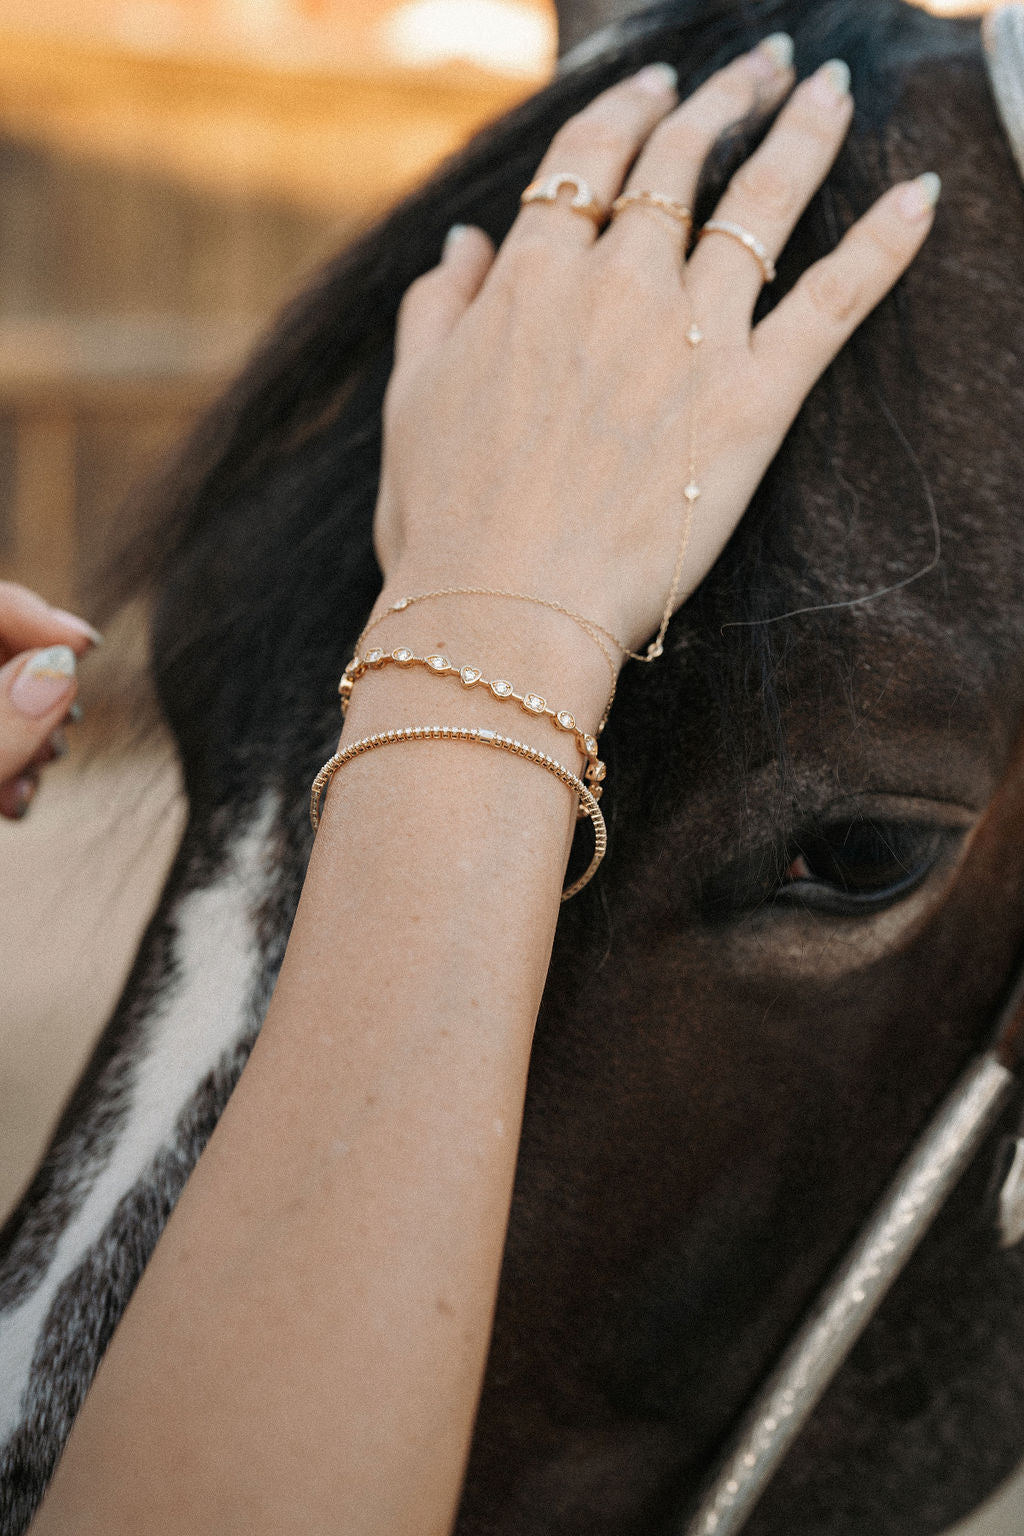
[0, 0, 553, 607]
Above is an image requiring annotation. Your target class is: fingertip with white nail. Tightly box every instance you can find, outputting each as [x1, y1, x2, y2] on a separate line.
[899, 172, 942, 219]
[9, 645, 78, 719]
[757, 33, 795, 73]
[49, 609, 103, 647]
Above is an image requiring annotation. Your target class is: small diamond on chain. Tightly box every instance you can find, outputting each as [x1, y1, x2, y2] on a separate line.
[686, 323, 704, 347]
[684, 481, 701, 503]
[391, 597, 410, 610]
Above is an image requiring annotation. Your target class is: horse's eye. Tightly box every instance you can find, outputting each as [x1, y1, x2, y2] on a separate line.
[777, 820, 944, 912]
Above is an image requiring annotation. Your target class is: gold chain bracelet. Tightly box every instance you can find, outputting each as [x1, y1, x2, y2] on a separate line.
[309, 725, 607, 902]
[339, 647, 607, 793]
[355, 587, 622, 733]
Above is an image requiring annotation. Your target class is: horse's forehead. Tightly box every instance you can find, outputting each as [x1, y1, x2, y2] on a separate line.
[661, 612, 1020, 869]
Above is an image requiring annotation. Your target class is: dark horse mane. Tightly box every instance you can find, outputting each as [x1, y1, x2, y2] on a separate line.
[5, 2, 1024, 1534]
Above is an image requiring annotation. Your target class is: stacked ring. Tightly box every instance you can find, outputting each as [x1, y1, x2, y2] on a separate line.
[697, 219, 777, 283]
[609, 190, 693, 230]
[519, 173, 607, 227]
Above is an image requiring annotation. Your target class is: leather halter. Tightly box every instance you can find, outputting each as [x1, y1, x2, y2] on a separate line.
[683, 974, 1024, 1536]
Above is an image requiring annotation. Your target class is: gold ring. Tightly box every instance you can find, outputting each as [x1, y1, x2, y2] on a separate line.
[609, 190, 693, 231]
[697, 219, 776, 283]
[520, 173, 606, 227]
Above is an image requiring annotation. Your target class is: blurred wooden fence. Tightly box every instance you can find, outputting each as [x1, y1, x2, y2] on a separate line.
[0, 31, 524, 608]
[0, 135, 337, 606]
[0, 314, 265, 605]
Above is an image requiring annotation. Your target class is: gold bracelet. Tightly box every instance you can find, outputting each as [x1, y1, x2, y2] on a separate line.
[354, 587, 622, 733]
[339, 647, 607, 793]
[309, 725, 606, 902]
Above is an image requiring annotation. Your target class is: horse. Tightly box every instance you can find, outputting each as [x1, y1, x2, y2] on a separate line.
[2, 1, 1023, 1531]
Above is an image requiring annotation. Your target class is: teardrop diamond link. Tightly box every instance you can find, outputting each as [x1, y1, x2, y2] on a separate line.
[334, 646, 605, 787]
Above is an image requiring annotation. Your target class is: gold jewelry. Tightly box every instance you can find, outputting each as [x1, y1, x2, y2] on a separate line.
[361, 246, 709, 687]
[309, 726, 607, 902]
[519, 173, 607, 227]
[697, 219, 776, 283]
[609, 190, 693, 231]
[635, 299, 704, 660]
[339, 646, 606, 791]
[356, 590, 621, 732]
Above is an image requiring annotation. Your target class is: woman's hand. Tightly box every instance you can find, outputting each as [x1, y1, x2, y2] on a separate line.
[374, 39, 938, 654]
[0, 581, 101, 818]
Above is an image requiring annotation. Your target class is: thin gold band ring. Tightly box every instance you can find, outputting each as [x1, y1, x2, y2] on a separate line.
[697, 219, 777, 283]
[609, 190, 693, 230]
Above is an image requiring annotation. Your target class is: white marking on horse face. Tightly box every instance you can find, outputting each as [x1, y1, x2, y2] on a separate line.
[0, 793, 278, 1447]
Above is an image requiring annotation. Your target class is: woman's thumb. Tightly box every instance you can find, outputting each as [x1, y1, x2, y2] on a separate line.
[0, 646, 78, 786]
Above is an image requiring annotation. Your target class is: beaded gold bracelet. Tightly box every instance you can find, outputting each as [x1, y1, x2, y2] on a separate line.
[355, 586, 622, 732]
[309, 725, 607, 902]
[339, 647, 607, 793]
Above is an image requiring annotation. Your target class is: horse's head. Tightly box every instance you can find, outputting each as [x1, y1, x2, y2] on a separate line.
[136, 2, 1024, 1530]
[457, 7, 1024, 1532]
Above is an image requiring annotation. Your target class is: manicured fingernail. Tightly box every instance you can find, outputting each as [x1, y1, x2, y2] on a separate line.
[899, 172, 941, 218]
[9, 774, 37, 818]
[443, 224, 470, 257]
[756, 33, 794, 73]
[9, 646, 77, 718]
[810, 59, 851, 102]
[633, 62, 678, 94]
[48, 609, 103, 646]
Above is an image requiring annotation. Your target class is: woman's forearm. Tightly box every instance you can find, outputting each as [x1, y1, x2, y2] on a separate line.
[31, 598, 613, 1535]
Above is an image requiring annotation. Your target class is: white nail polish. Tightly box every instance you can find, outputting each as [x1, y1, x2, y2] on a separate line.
[757, 33, 794, 72]
[917, 171, 942, 207]
[812, 59, 851, 100]
[49, 608, 103, 646]
[899, 172, 942, 219]
[633, 62, 678, 94]
[443, 224, 470, 257]
[9, 645, 77, 718]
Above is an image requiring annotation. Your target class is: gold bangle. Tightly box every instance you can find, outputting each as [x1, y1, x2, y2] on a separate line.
[339, 647, 607, 792]
[309, 725, 606, 902]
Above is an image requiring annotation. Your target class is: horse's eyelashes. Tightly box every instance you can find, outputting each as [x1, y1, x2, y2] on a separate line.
[702, 819, 955, 921]
[775, 820, 947, 914]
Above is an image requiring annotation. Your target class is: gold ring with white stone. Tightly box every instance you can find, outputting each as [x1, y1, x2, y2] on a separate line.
[609, 190, 693, 231]
[697, 219, 777, 283]
[519, 173, 607, 227]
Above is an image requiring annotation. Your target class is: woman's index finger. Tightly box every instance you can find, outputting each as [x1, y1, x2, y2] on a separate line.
[0, 581, 101, 662]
